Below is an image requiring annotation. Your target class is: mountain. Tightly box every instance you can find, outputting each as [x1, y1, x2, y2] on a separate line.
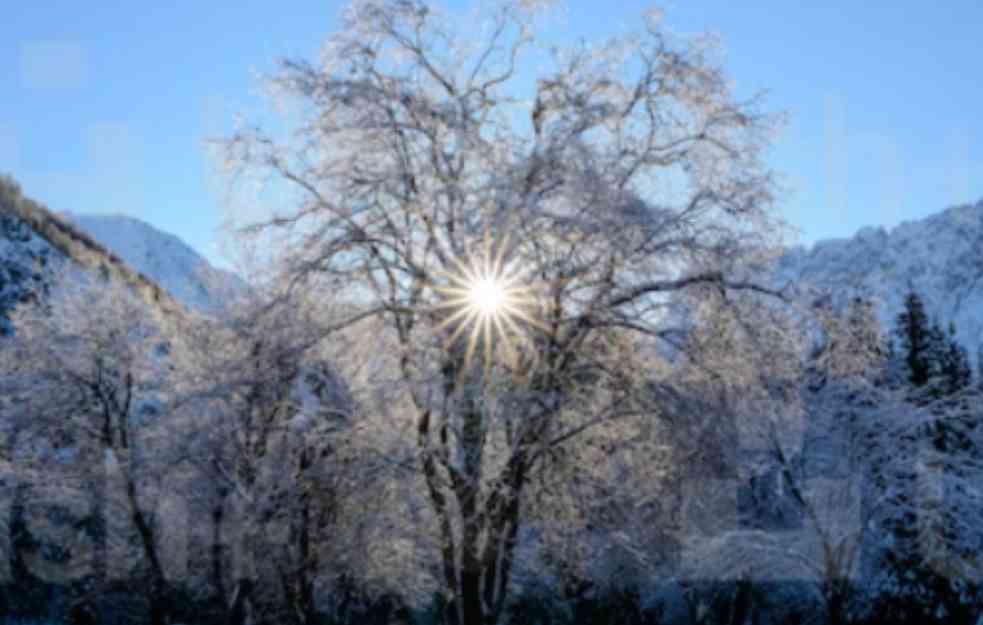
[1, 175, 245, 336]
[0, 198, 62, 335]
[0, 176, 249, 343]
[61, 213, 246, 314]
[774, 198, 983, 353]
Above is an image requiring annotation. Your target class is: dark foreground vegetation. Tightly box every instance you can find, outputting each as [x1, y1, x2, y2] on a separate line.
[4, 576, 983, 625]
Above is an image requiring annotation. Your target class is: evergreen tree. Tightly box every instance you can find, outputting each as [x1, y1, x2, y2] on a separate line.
[894, 289, 933, 388]
[940, 322, 972, 395]
[924, 319, 949, 399]
[883, 334, 907, 389]
[890, 290, 971, 401]
[977, 343, 983, 393]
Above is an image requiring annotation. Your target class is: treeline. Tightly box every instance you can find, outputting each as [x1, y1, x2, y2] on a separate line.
[2, 275, 983, 625]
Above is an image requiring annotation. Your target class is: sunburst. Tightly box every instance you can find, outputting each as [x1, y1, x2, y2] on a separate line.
[430, 235, 543, 371]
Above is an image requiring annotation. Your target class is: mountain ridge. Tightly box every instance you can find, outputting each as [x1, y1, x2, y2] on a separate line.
[0, 176, 241, 337]
[775, 197, 983, 353]
[61, 212, 246, 314]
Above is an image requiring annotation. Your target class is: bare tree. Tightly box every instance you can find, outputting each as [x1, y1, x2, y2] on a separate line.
[3, 272, 178, 625]
[172, 285, 361, 625]
[218, 1, 785, 622]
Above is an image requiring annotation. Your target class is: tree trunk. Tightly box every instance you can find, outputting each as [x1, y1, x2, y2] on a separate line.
[212, 495, 228, 606]
[228, 578, 255, 625]
[297, 453, 315, 625]
[421, 358, 539, 625]
[228, 509, 258, 625]
[480, 461, 525, 621]
[124, 474, 169, 625]
[9, 480, 33, 583]
[827, 595, 845, 625]
[149, 589, 168, 625]
[6, 423, 32, 585]
[729, 579, 753, 625]
[79, 452, 108, 624]
[825, 581, 847, 625]
[419, 409, 462, 625]
[459, 566, 484, 625]
[90, 447, 111, 584]
[458, 400, 487, 625]
[447, 458, 527, 625]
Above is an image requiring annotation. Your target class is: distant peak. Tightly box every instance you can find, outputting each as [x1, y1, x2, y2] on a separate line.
[776, 195, 983, 354]
[60, 212, 247, 313]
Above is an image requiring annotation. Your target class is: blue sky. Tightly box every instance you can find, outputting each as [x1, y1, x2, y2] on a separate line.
[2, 1, 981, 269]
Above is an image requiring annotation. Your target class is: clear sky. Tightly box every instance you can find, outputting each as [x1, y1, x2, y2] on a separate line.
[2, 1, 981, 269]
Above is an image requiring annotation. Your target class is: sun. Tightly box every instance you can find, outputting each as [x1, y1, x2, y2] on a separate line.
[470, 277, 506, 317]
[430, 236, 542, 370]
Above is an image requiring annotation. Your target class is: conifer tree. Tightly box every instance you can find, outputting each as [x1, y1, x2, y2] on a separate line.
[925, 319, 949, 399]
[976, 344, 983, 393]
[883, 335, 906, 389]
[886, 300, 976, 616]
[940, 322, 971, 395]
[894, 289, 932, 388]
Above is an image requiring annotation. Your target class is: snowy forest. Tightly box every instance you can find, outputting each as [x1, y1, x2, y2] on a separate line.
[3, 1, 983, 625]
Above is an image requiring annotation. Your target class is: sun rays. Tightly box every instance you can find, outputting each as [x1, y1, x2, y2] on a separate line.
[430, 235, 543, 371]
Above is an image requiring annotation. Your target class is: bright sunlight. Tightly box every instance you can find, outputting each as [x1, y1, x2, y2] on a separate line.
[469, 277, 506, 317]
[431, 236, 543, 370]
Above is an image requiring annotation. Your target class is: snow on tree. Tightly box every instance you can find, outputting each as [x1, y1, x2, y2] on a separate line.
[669, 290, 983, 625]
[169, 283, 367, 625]
[215, 0, 786, 622]
[894, 289, 932, 388]
[1, 270, 180, 625]
[939, 322, 972, 397]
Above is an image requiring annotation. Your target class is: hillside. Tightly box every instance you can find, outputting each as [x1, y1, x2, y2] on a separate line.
[0, 176, 243, 336]
[63, 213, 245, 314]
[775, 198, 983, 352]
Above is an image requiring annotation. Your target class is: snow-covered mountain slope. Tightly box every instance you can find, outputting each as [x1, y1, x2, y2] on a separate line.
[1, 175, 244, 338]
[0, 207, 64, 335]
[774, 198, 983, 352]
[62, 213, 246, 313]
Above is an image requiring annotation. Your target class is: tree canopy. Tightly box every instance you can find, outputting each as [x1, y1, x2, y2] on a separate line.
[218, 1, 785, 623]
